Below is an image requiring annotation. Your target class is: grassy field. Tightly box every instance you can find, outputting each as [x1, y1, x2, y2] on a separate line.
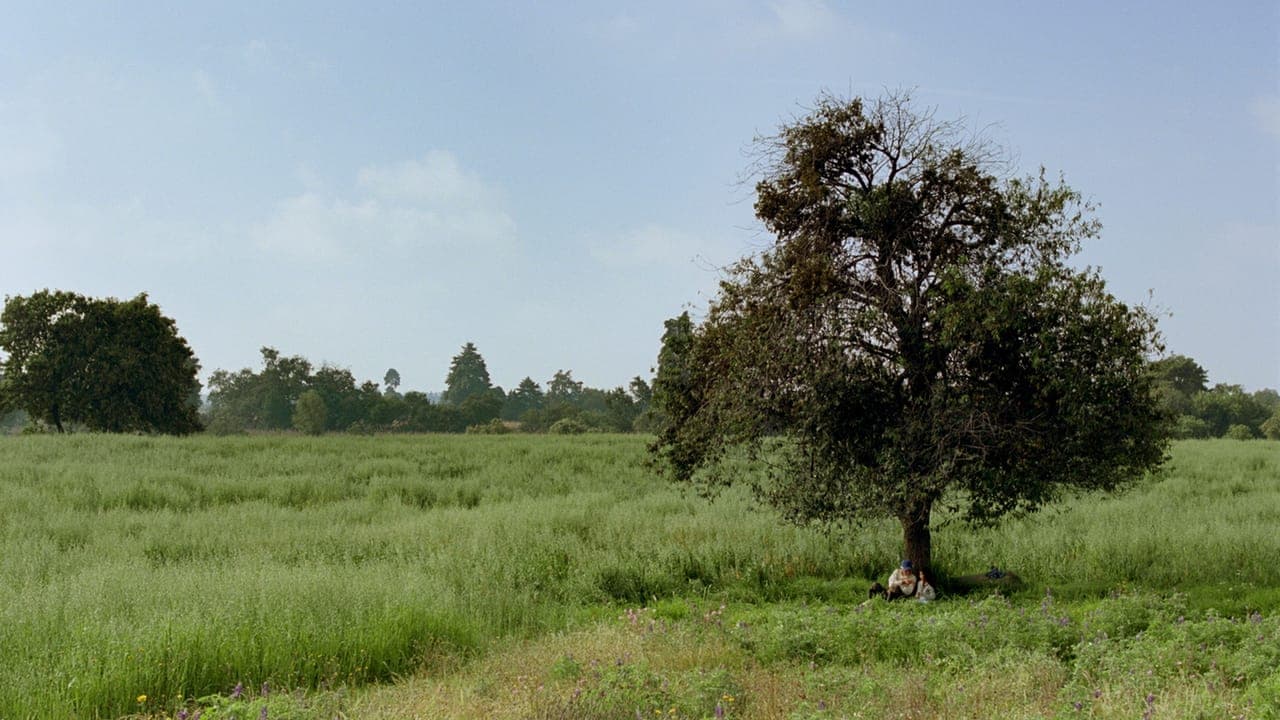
[0, 435, 1276, 718]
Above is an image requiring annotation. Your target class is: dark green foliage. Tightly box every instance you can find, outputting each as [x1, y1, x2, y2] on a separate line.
[549, 417, 589, 435]
[207, 348, 314, 431]
[441, 342, 493, 406]
[546, 369, 584, 406]
[292, 390, 328, 435]
[459, 387, 504, 427]
[1173, 414, 1212, 439]
[649, 313, 695, 436]
[1150, 354, 1208, 398]
[0, 290, 202, 434]
[1149, 356, 1277, 439]
[383, 367, 401, 392]
[1263, 409, 1280, 440]
[1191, 384, 1270, 438]
[520, 402, 584, 433]
[651, 92, 1169, 570]
[465, 418, 510, 434]
[1226, 424, 1255, 441]
[503, 376, 545, 420]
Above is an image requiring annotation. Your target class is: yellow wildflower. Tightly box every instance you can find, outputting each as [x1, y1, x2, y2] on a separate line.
[136, 694, 147, 703]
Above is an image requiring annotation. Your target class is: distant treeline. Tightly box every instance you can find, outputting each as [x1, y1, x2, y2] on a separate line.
[204, 343, 660, 435]
[1150, 355, 1280, 440]
[2, 290, 1278, 439]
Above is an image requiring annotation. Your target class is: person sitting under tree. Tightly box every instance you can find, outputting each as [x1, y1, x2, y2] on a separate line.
[869, 560, 936, 601]
[887, 560, 918, 599]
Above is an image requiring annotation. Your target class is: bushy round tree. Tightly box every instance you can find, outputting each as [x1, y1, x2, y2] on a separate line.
[652, 92, 1169, 572]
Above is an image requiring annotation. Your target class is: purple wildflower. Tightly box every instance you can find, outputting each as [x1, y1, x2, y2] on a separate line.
[177, 710, 189, 720]
[1073, 701, 1083, 711]
[714, 703, 724, 719]
[261, 681, 270, 697]
[259, 706, 268, 720]
[231, 682, 244, 699]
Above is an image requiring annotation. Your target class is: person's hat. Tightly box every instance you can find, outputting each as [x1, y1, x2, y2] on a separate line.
[900, 560, 913, 570]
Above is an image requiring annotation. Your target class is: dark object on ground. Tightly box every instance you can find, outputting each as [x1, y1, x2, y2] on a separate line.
[868, 582, 886, 600]
[949, 569, 1024, 593]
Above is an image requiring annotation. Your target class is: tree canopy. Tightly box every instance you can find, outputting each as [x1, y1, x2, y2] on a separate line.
[651, 92, 1170, 572]
[441, 342, 493, 406]
[0, 290, 202, 434]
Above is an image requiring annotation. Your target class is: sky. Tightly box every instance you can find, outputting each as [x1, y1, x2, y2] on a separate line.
[2, 1, 1277, 393]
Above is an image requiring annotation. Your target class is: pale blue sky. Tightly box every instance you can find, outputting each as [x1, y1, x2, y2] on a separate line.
[2, 1, 1277, 393]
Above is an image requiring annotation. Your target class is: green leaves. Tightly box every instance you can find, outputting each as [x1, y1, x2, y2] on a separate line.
[652, 92, 1169, 568]
[0, 291, 202, 434]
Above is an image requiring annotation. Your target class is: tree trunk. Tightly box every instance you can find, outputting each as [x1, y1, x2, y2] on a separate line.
[51, 403, 64, 433]
[899, 499, 933, 573]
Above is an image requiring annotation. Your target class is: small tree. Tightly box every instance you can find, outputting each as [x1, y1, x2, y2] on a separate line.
[383, 368, 401, 391]
[1261, 409, 1280, 440]
[651, 92, 1169, 572]
[292, 390, 327, 435]
[546, 369, 584, 406]
[503, 377, 545, 420]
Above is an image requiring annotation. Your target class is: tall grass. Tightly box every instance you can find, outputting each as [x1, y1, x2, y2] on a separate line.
[0, 435, 1275, 718]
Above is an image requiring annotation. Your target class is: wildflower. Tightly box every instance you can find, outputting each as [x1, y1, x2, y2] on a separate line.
[259, 706, 268, 720]
[137, 695, 147, 704]
[178, 711, 189, 720]
[231, 682, 244, 699]
[1073, 701, 1083, 711]
[714, 704, 724, 719]
[261, 681, 270, 696]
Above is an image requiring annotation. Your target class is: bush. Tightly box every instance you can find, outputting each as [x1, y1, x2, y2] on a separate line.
[292, 390, 327, 436]
[1262, 410, 1280, 440]
[465, 418, 510, 435]
[549, 417, 589, 435]
[1226, 424, 1255, 440]
[1173, 414, 1211, 439]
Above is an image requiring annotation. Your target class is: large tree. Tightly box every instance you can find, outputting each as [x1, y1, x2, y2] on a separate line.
[651, 93, 1169, 572]
[441, 342, 492, 406]
[0, 290, 202, 434]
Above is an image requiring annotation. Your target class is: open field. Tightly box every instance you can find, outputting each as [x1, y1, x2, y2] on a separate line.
[0, 436, 1277, 718]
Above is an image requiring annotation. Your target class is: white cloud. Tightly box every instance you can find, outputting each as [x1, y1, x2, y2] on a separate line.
[591, 223, 737, 272]
[768, 0, 837, 37]
[356, 150, 498, 208]
[251, 151, 516, 262]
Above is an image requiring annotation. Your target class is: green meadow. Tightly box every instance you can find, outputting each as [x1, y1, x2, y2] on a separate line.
[0, 435, 1277, 719]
